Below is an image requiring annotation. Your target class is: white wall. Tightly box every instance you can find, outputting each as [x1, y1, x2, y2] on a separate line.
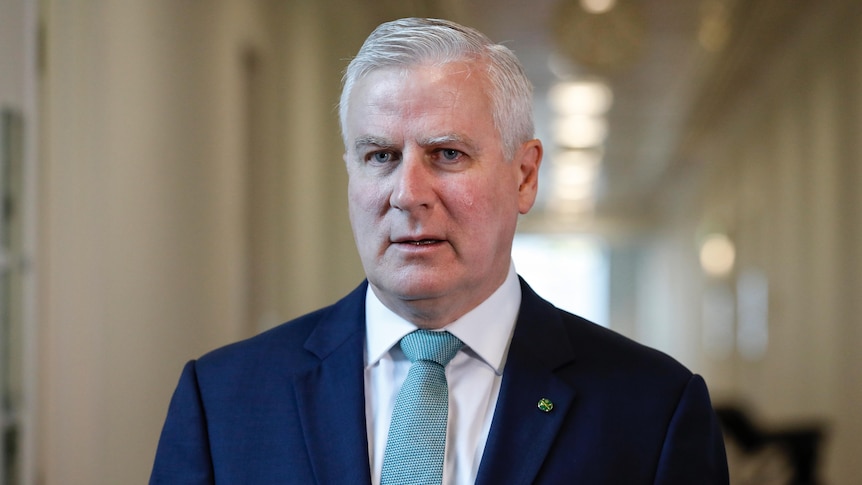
[640, 2, 862, 482]
[38, 1, 277, 482]
[34, 1, 436, 482]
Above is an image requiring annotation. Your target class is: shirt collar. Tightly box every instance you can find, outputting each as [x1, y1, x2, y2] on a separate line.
[365, 263, 521, 375]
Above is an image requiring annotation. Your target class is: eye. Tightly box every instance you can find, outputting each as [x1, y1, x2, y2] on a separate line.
[369, 151, 398, 164]
[440, 148, 463, 161]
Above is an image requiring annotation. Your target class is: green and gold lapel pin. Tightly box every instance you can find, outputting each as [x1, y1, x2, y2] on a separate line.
[537, 397, 554, 413]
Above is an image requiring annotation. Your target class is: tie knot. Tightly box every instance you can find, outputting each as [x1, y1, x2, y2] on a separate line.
[400, 330, 463, 366]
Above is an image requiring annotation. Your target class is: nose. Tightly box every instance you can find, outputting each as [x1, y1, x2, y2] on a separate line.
[390, 153, 434, 211]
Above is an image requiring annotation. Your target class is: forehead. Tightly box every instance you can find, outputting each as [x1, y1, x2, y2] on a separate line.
[345, 61, 496, 139]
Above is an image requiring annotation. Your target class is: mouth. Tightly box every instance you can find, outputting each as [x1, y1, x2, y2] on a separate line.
[392, 237, 445, 246]
[407, 239, 440, 246]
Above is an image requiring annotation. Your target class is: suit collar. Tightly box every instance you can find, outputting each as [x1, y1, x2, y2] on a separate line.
[365, 263, 522, 375]
[291, 278, 579, 485]
[476, 278, 579, 485]
[302, 281, 368, 360]
[293, 282, 373, 485]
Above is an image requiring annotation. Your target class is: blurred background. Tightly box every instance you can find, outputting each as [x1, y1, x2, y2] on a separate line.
[1, 0, 860, 483]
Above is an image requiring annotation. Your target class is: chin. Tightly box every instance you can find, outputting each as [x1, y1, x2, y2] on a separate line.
[376, 274, 452, 301]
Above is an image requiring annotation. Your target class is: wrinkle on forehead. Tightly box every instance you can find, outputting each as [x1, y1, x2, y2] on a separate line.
[392, 60, 476, 79]
[346, 61, 498, 155]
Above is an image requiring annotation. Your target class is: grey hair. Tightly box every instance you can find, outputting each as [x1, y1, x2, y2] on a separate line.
[339, 17, 534, 160]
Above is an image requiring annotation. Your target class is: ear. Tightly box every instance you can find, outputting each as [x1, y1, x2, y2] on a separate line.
[343, 151, 356, 176]
[515, 139, 543, 214]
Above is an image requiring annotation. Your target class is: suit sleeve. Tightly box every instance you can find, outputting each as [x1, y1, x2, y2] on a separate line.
[654, 374, 729, 485]
[149, 361, 215, 485]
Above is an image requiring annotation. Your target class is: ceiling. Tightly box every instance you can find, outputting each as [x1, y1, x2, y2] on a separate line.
[453, 0, 814, 235]
[457, 0, 721, 233]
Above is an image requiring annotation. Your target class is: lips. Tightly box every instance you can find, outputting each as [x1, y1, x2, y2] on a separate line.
[392, 236, 444, 246]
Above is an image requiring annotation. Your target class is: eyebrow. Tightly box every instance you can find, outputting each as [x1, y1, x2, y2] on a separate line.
[419, 134, 470, 147]
[352, 133, 478, 152]
[422, 135, 481, 158]
[353, 135, 394, 151]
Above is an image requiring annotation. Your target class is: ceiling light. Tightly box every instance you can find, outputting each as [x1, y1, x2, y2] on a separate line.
[580, 0, 616, 14]
[553, 115, 608, 148]
[548, 80, 613, 116]
[699, 233, 736, 277]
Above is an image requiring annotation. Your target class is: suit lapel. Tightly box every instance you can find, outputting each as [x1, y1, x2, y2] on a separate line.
[293, 283, 373, 485]
[289, 279, 578, 484]
[475, 279, 579, 485]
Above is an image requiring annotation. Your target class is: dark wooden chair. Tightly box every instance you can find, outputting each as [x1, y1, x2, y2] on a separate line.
[715, 405, 825, 485]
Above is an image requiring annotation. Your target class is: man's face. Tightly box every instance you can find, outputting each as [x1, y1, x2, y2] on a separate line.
[343, 61, 541, 328]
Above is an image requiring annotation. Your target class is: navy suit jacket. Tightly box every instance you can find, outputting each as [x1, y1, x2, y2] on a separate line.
[150, 279, 728, 484]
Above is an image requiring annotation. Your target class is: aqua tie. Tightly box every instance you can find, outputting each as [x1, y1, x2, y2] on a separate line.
[380, 330, 464, 485]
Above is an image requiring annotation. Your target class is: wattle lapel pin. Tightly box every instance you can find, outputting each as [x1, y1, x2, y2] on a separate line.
[537, 397, 554, 413]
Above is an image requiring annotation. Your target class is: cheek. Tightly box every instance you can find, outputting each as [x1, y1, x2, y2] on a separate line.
[451, 186, 504, 232]
[348, 177, 385, 214]
[455, 176, 520, 237]
[456, 172, 517, 214]
[348, 190, 378, 254]
[453, 187, 476, 210]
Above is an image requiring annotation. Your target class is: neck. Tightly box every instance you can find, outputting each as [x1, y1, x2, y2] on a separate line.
[369, 271, 510, 330]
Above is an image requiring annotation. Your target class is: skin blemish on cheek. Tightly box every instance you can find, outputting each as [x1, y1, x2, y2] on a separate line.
[445, 185, 476, 210]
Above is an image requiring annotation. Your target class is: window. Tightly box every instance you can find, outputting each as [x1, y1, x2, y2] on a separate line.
[512, 233, 609, 326]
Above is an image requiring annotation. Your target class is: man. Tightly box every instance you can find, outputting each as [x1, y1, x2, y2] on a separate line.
[150, 17, 728, 484]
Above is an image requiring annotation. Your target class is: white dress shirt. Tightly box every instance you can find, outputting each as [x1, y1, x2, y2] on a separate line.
[364, 263, 522, 485]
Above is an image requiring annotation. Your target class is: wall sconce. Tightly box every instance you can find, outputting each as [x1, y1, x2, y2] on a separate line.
[699, 232, 735, 277]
